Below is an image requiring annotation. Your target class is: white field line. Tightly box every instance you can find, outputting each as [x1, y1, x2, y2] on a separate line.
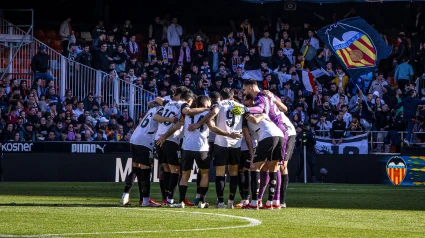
[0, 207, 262, 237]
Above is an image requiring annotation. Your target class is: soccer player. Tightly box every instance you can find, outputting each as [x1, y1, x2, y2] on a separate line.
[193, 91, 221, 206]
[242, 98, 285, 210]
[161, 95, 242, 208]
[156, 90, 210, 206]
[242, 79, 289, 208]
[235, 120, 257, 208]
[262, 89, 296, 208]
[120, 102, 169, 207]
[150, 86, 187, 205]
[188, 88, 248, 208]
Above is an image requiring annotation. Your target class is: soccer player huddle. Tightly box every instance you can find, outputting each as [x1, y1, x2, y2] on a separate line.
[120, 79, 296, 210]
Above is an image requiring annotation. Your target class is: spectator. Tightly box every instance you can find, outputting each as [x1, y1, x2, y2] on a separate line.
[368, 71, 388, 96]
[75, 44, 92, 67]
[167, 17, 183, 60]
[393, 89, 425, 145]
[31, 45, 54, 81]
[375, 104, 391, 152]
[59, 17, 73, 55]
[394, 57, 414, 91]
[257, 31, 275, 66]
[331, 110, 347, 145]
[332, 66, 349, 92]
[316, 112, 332, 137]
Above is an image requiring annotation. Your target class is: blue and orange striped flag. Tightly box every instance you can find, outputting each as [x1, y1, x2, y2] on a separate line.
[316, 16, 392, 80]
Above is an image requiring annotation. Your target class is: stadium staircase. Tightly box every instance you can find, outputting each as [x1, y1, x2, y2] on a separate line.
[0, 9, 154, 120]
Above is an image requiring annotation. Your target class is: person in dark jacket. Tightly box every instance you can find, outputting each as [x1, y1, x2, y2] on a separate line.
[395, 34, 408, 64]
[75, 44, 92, 67]
[31, 45, 54, 81]
[330, 110, 347, 145]
[93, 42, 110, 72]
[295, 121, 318, 183]
[393, 89, 425, 145]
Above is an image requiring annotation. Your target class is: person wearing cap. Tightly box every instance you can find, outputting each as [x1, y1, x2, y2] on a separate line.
[64, 42, 77, 62]
[31, 45, 54, 81]
[295, 120, 318, 183]
[372, 90, 385, 105]
[19, 122, 35, 141]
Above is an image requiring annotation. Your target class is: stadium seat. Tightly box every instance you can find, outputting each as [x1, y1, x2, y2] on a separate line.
[81, 31, 93, 42]
[34, 29, 46, 39]
[45, 30, 58, 40]
[49, 39, 63, 53]
[74, 31, 80, 39]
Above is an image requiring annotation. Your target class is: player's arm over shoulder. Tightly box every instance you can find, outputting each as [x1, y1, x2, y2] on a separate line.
[181, 103, 209, 116]
[244, 112, 264, 124]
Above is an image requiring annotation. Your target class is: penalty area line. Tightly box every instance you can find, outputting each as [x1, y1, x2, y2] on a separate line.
[0, 208, 262, 237]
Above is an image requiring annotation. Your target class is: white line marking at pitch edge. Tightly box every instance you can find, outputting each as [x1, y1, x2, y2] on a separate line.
[0, 208, 262, 237]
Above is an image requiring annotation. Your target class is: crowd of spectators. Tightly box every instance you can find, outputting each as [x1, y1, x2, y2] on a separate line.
[4, 5, 425, 152]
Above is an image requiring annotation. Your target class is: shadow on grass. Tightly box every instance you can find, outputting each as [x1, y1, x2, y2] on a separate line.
[0, 183, 424, 211]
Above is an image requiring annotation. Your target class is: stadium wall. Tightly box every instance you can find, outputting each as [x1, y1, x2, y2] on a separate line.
[1, 142, 424, 186]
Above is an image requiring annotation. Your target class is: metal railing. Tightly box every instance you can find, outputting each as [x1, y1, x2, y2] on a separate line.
[313, 129, 425, 154]
[0, 16, 154, 120]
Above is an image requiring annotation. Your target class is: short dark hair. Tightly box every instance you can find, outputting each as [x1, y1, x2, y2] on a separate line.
[408, 89, 415, 97]
[242, 79, 258, 87]
[180, 90, 194, 101]
[220, 88, 234, 100]
[196, 95, 210, 108]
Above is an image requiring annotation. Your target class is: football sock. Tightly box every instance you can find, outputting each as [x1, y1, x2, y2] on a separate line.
[163, 171, 171, 199]
[273, 169, 281, 201]
[229, 176, 238, 201]
[141, 168, 151, 198]
[159, 179, 166, 200]
[200, 186, 209, 203]
[280, 174, 289, 205]
[238, 171, 244, 199]
[250, 171, 260, 200]
[196, 171, 201, 195]
[243, 170, 251, 200]
[124, 167, 138, 193]
[167, 173, 179, 200]
[179, 185, 188, 203]
[258, 171, 269, 200]
[215, 176, 225, 203]
[268, 172, 277, 201]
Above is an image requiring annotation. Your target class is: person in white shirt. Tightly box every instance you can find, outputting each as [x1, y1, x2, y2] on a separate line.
[330, 87, 348, 106]
[341, 105, 352, 129]
[167, 17, 183, 61]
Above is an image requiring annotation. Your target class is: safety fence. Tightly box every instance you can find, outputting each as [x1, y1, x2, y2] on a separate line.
[0, 14, 154, 120]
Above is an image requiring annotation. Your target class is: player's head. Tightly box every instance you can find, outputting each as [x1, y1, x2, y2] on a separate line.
[242, 79, 260, 100]
[173, 86, 188, 100]
[220, 88, 234, 100]
[180, 89, 194, 103]
[209, 91, 220, 104]
[196, 95, 211, 108]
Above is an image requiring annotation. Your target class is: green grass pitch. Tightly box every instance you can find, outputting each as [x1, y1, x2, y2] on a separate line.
[0, 182, 424, 237]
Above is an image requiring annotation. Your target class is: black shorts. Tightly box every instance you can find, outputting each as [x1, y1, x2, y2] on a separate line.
[181, 150, 210, 171]
[284, 135, 296, 161]
[213, 145, 241, 166]
[208, 142, 215, 159]
[131, 144, 152, 167]
[239, 149, 254, 169]
[254, 136, 284, 163]
[162, 140, 181, 166]
[155, 143, 164, 164]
